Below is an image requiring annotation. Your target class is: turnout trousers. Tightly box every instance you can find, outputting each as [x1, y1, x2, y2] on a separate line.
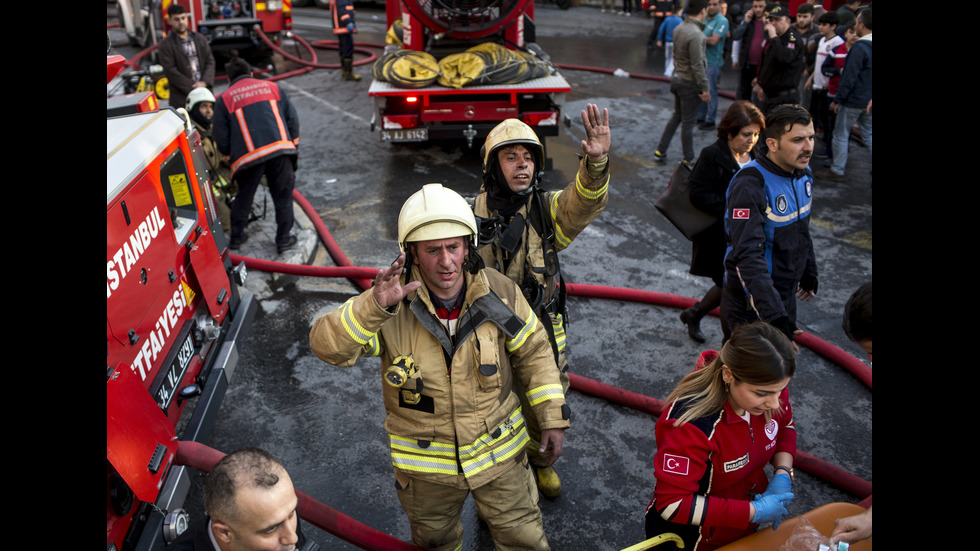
[394, 457, 549, 551]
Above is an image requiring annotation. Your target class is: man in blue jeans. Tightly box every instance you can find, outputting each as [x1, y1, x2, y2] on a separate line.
[697, 0, 729, 130]
[816, 8, 871, 182]
[654, 0, 710, 165]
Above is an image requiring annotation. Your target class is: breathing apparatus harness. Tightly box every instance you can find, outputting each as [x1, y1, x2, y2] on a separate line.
[390, 237, 485, 407]
[476, 178, 568, 369]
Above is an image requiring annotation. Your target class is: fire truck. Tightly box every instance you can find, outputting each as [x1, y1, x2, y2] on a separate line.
[117, 0, 293, 54]
[107, 56, 257, 551]
[369, 0, 570, 147]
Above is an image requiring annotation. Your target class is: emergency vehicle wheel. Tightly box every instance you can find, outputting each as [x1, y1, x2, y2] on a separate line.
[154, 77, 170, 101]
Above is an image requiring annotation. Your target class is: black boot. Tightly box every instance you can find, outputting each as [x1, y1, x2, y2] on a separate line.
[680, 302, 707, 343]
[341, 58, 361, 81]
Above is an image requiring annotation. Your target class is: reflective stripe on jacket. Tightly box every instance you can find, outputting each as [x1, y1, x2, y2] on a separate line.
[213, 76, 299, 178]
[331, 0, 356, 34]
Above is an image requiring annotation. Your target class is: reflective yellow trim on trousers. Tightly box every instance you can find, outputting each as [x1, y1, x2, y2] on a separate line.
[526, 383, 564, 406]
[388, 408, 529, 479]
[340, 299, 380, 357]
[505, 310, 540, 353]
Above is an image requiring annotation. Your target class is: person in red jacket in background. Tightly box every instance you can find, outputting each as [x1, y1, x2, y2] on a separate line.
[213, 57, 300, 253]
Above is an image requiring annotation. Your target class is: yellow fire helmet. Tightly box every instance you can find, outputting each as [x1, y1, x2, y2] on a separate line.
[397, 184, 478, 251]
[481, 118, 544, 175]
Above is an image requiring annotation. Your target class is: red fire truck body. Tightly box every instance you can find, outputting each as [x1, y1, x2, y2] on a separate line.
[107, 106, 256, 551]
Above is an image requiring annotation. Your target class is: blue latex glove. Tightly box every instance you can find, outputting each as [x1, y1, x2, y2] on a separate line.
[752, 491, 793, 529]
[763, 472, 793, 497]
[347, 23, 355, 32]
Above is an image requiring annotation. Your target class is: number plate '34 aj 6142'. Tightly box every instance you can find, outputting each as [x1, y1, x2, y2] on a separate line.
[381, 128, 429, 142]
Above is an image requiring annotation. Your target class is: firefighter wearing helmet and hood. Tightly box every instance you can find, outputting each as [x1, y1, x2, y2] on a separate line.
[186, 87, 234, 230]
[310, 184, 570, 550]
[474, 104, 611, 498]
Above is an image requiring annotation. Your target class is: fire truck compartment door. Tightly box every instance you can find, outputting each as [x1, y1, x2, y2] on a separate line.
[189, 229, 231, 324]
[107, 362, 177, 502]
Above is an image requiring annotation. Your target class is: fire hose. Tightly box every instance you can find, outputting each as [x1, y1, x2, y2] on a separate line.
[252, 25, 380, 74]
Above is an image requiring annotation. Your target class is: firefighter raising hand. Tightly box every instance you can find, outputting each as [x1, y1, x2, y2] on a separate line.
[580, 103, 611, 161]
[373, 252, 421, 309]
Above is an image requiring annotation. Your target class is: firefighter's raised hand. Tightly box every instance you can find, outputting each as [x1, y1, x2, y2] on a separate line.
[580, 103, 611, 161]
[373, 252, 421, 309]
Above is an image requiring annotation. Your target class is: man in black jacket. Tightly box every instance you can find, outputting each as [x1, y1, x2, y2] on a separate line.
[158, 4, 215, 112]
[732, 0, 767, 101]
[722, 105, 817, 347]
[755, 5, 805, 113]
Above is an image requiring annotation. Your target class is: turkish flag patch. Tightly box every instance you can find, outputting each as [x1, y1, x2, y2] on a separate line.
[663, 453, 690, 475]
[733, 208, 750, 219]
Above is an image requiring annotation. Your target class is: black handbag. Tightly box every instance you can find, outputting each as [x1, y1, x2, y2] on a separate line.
[654, 161, 718, 241]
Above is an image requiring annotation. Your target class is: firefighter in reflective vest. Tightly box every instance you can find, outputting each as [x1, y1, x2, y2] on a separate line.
[330, 0, 360, 81]
[474, 105, 610, 497]
[213, 57, 300, 253]
[310, 184, 570, 550]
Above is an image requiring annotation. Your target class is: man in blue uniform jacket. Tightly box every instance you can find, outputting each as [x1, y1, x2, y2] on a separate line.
[722, 104, 818, 347]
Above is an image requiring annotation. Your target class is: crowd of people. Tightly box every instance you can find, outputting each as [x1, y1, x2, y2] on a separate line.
[650, 0, 871, 185]
[151, 2, 871, 550]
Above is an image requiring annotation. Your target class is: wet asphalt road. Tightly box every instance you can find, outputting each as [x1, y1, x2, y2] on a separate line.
[109, 5, 871, 549]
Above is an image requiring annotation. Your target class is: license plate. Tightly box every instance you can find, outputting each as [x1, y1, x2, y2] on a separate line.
[155, 332, 196, 410]
[381, 128, 428, 142]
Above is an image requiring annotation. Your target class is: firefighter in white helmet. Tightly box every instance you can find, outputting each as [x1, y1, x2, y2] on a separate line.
[474, 104, 611, 498]
[310, 183, 570, 550]
[186, 87, 234, 230]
